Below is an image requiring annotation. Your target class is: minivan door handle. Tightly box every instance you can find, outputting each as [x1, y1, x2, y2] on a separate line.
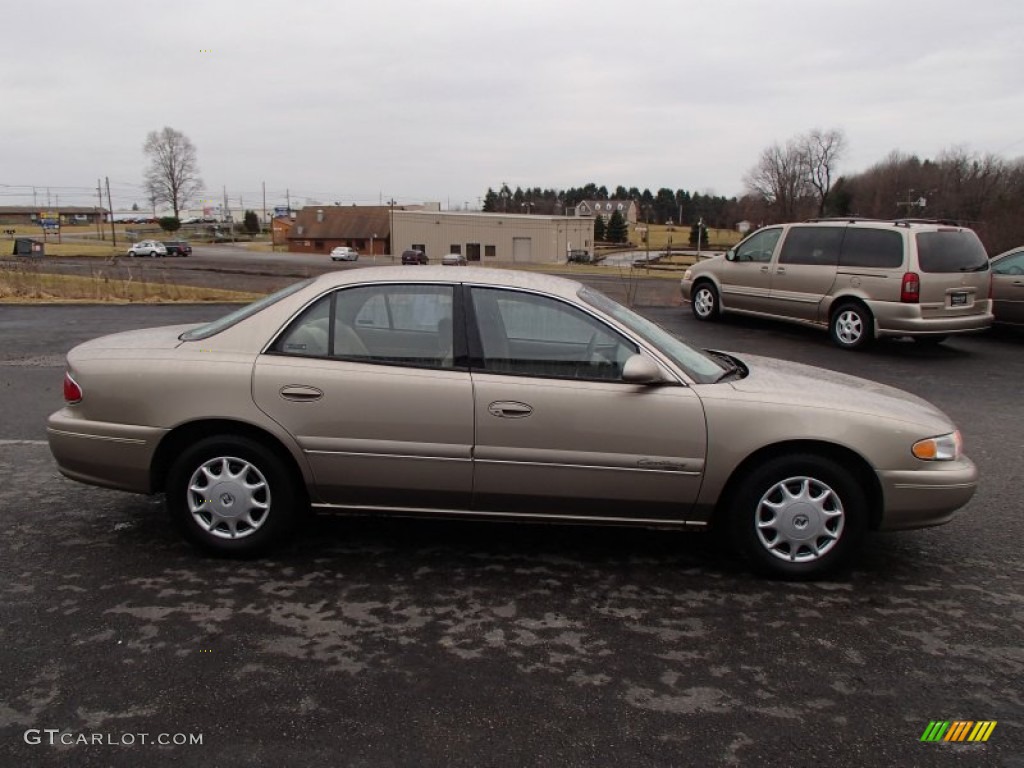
[775, 267, 786, 275]
[760, 265, 770, 273]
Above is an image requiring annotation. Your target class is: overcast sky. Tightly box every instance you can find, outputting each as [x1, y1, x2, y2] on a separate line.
[3, 0, 1022, 212]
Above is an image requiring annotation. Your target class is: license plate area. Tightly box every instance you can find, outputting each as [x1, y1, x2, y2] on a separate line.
[950, 292, 968, 307]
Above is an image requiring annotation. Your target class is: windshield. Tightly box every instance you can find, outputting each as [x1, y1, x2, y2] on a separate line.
[579, 287, 726, 383]
[179, 279, 315, 341]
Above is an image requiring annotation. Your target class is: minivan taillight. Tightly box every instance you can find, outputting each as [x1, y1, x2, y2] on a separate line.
[63, 371, 83, 404]
[900, 272, 920, 303]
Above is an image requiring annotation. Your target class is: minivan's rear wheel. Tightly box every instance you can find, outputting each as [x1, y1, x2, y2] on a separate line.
[830, 303, 872, 350]
[166, 435, 303, 556]
[691, 282, 720, 321]
[730, 454, 867, 579]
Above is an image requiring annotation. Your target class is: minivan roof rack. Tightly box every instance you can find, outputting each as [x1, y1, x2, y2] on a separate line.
[892, 218, 961, 227]
[803, 216, 878, 223]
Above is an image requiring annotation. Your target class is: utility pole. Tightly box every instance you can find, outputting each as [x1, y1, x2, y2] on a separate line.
[105, 177, 117, 248]
[96, 179, 104, 240]
[223, 186, 228, 222]
[47, 187, 51, 207]
[262, 181, 267, 230]
[286, 188, 291, 215]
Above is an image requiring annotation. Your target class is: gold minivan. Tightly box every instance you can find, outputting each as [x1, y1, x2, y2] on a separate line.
[681, 219, 993, 348]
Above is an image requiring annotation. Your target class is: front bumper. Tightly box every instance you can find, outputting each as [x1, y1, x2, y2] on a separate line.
[47, 408, 166, 494]
[876, 457, 978, 530]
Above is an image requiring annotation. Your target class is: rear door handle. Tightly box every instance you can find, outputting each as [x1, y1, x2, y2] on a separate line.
[280, 385, 323, 402]
[488, 401, 533, 418]
[775, 267, 786, 275]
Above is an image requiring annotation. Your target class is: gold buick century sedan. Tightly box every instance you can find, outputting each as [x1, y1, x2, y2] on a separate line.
[47, 267, 978, 578]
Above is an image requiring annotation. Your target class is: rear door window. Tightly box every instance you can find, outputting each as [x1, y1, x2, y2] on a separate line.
[839, 228, 904, 269]
[778, 226, 843, 266]
[915, 230, 989, 273]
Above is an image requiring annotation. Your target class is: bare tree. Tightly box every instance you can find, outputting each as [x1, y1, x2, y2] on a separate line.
[802, 128, 847, 216]
[143, 127, 204, 219]
[743, 139, 809, 221]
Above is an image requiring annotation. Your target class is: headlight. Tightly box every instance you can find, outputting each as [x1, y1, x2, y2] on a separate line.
[683, 269, 693, 281]
[912, 431, 962, 461]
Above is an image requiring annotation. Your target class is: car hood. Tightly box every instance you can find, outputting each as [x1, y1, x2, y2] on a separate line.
[718, 352, 954, 432]
[67, 324, 194, 359]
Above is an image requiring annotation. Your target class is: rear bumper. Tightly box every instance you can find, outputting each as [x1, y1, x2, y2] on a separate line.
[47, 408, 165, 494]
[876, 458, 978, 530]
[871, 301, 993, 337]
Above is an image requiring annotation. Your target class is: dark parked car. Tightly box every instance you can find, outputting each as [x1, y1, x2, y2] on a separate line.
[162, 241, 193, 257]
[401, 249, 428, 265]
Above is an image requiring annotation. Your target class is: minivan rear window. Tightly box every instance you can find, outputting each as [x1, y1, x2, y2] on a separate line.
[839, 228, 904, 269]
[915, 230, 989, 273]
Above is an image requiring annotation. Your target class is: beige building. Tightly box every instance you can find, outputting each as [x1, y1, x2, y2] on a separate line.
[393, 211, 594, 264]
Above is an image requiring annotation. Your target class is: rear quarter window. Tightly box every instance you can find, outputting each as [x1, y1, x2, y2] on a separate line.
[915, 230, 989, 273]
[839, 228, 904, 269]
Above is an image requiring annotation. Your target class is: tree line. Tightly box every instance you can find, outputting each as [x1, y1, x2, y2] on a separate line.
[481, 183, 736, 231]
[482, 129, 1024, 254]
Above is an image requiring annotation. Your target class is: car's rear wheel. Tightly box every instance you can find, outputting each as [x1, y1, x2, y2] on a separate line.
[830, 303, 872, 350]
[729, 454, 867, 579]
[128, 251, 136, 258]
[166, 435, 303, 556]
[691, 282, 720, 321]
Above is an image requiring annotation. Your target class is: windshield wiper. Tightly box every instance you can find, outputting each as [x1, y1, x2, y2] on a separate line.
[706, 350, 745, 382]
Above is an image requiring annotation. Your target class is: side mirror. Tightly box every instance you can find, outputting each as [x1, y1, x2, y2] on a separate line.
[622, 354, 666, 384]
[725, 250, 737, 262]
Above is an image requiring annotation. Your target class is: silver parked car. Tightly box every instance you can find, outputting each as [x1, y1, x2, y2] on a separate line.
[682, 219, 993, 349]
[48, 267, 977, 578]
[329, 246, 359, 262]
[127, 240, 168, 258]
[990, 246, 1024, 326]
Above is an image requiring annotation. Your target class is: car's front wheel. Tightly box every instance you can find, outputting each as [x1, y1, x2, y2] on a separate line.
[128, 251, 136, 258]
[729, 454, 867, 579]
[691, 282, 720, 321]
[166, 435, 304, 556]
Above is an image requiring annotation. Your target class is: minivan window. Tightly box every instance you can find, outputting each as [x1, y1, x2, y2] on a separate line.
[839, 228, 904, 269]
[778, 226, 843, 266]
[734, 227, 783, 263]
[916, 230, 989, 273]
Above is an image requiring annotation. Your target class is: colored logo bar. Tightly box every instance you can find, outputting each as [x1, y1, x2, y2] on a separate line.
[920, 721, 997, 742]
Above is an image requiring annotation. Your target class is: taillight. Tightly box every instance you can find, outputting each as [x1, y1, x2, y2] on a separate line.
[900, 272, 920, 303]
[63, 371, 83, 404]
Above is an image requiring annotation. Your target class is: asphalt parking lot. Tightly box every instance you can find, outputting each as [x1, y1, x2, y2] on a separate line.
[1, 295, 1022, 767]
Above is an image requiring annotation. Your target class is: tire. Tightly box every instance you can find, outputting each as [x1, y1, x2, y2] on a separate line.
[829, 302, 873, 350]
[691, 281, 720, 321]
[729, 454, 867, 579]
[166, 435, 304, 556]
[128, 251, 136, 258]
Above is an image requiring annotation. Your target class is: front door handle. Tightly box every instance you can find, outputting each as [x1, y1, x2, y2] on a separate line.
[280, 385, 323, 402]
[488, 401, 533, 418]
[760, 265, 770, 273]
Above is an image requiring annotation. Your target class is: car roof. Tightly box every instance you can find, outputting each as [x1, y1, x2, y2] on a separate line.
[311, 266, 585, 299]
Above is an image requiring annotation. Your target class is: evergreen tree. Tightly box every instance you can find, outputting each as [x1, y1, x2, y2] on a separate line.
[607, 210, 628, 243]
[594, 214, 606, 241]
